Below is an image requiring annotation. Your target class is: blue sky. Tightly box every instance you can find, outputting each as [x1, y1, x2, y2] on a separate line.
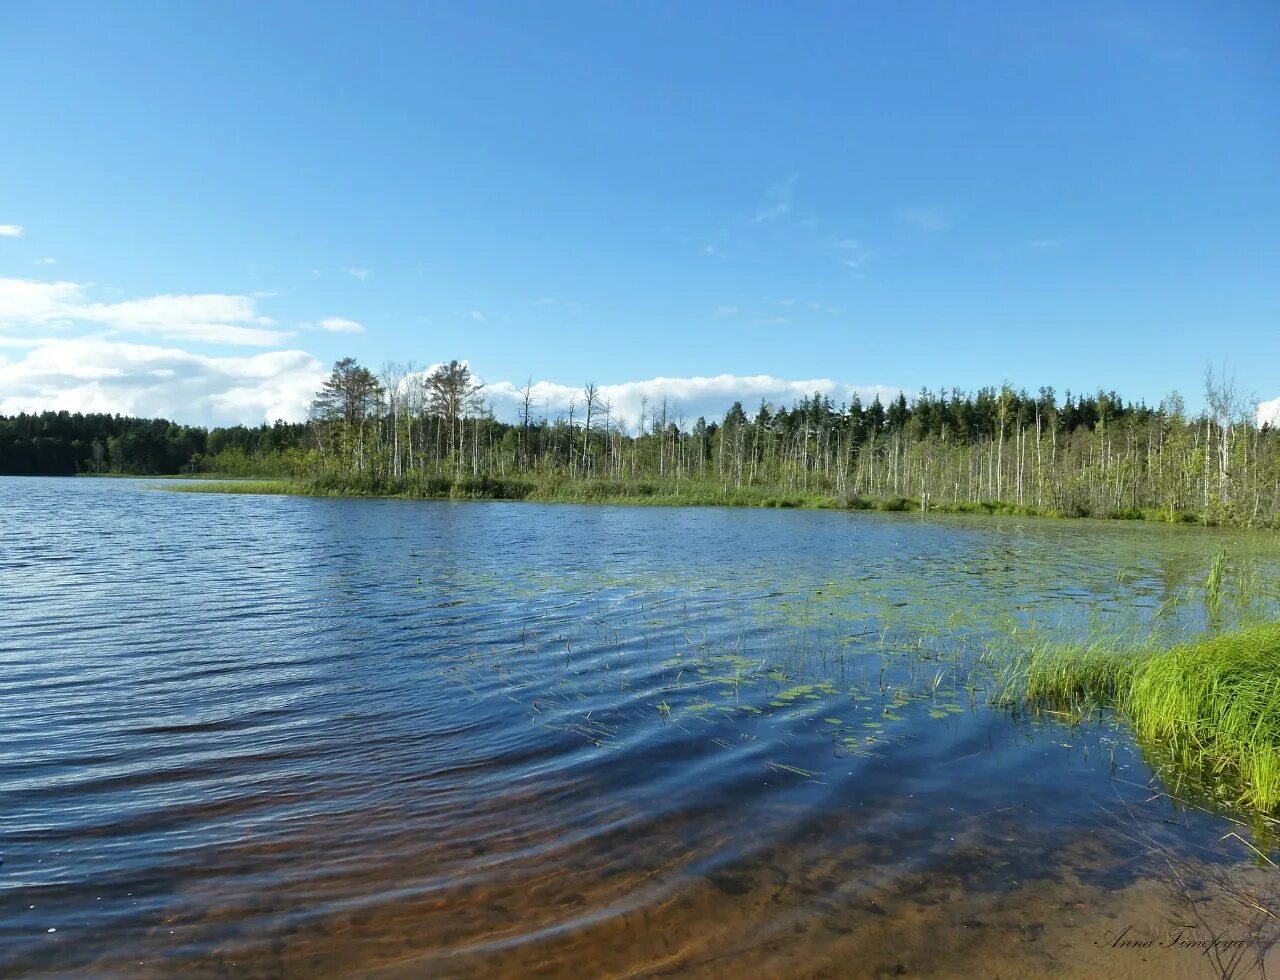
[2, 1, 1278, 426]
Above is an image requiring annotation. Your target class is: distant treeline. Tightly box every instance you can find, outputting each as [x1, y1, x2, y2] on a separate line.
[0, 412, 305, 476]
[4, 359, 1278, 526]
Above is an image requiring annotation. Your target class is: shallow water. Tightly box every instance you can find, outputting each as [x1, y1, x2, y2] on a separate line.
[2, 477, 1277, 977]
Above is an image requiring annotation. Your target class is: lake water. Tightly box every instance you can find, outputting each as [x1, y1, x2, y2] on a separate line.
[2, 477, 1278, 977]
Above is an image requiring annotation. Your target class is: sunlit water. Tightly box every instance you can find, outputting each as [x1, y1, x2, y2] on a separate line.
[2, 477, 1277, 977]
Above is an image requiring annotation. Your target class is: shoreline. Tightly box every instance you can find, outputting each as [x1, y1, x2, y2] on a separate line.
[151, 474, 1280, 531]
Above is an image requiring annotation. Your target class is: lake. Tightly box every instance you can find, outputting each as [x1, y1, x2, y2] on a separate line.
[2, 476, 1277, 978]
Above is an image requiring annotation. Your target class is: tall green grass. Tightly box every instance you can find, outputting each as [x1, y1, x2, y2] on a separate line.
[165, 480, 299, 495]
[1006, 624, 1280, 813]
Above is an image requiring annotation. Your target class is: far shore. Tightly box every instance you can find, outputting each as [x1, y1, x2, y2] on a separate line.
[148, 473, 1278, 530]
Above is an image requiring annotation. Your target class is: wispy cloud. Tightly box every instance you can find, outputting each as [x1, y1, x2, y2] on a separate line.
[0, 277, 293, 346]
[754, 174, 799, 223]
[897, 208, 950, 233]
[702, 178, 873, 275]
[808, 301, 842, 314]
[316, 316, 365, 334]
[468, 310, 486, 322]
[344, 267, 371, 282]
[35, 257, 57, 265]
[0, 224, 23, 238]
[712, 299, 840, 323]
[826, 237, 871, 269]
[532, 296, 584, 314]
[1024, 238, 1061, 251]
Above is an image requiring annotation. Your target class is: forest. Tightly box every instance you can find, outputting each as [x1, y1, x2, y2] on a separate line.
[0, 412, 304, 476]
[4, 358, 1279, 527]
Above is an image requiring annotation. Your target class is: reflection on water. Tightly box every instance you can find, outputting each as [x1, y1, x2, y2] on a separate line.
[1, 477, 1277, 977]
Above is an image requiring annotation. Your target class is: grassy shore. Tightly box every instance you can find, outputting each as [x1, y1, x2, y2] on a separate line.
[160, 472, 1216, 523]
[82, 472, 267, 481]
[1004, 624, 1280, 813]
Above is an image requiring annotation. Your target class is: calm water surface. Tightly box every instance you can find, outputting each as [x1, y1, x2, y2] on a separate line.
[2, 477, 1278, 978]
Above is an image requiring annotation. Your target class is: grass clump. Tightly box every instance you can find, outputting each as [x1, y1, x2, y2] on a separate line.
[1008, 624, 1280, 813]
[165, 479, 299, 495]
[1017, 642, 1139, 705]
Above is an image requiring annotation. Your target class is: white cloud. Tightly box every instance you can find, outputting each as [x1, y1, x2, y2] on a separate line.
[0, 277, 291, 346]
[0, 278, 82, 322]
[898, 208, 950, 233]
[713, 305, 740, 317]
[468, 310, 486, 322]
[0, 338, 327, 425]
[480, 373, 904, 430]
[0, 224, 23, 238]
[317, 316, 365, 334]
[35, 257, 57, 265]
[1258, 397, 1280, 428]
[344, 267, 371, 282]
[2, 342, 906, 432]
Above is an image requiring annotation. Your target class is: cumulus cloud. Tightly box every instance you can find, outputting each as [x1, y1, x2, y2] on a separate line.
[1, 342, 905, 431]
[0, 338, 327, 425]
[1259, 397, 1280, 428]
[479, 373, 904, 430]
[317, 316, 365, 334]
[344, 267, 371, 282]
[0, 277, 291, 346]
[0, 224, 23, 237]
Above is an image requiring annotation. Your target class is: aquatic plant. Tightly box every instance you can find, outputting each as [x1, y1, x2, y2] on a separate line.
[1007, 624, 1280, 813]
[1206, 547, 1229, 618]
